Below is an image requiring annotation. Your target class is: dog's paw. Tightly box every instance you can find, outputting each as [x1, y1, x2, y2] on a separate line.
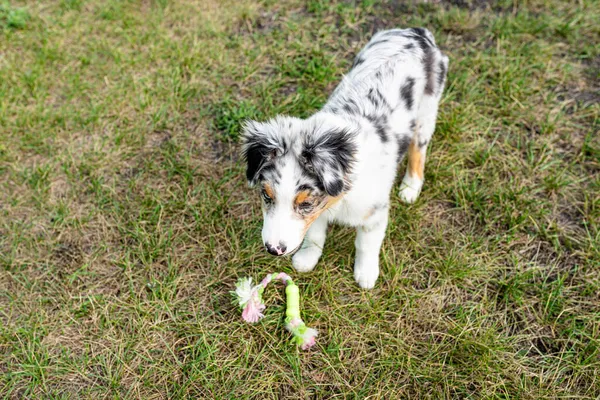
[399, 177, 423, 204]
[353, 261, 379, 289]
[399, 185, 420, 204]
[292, 248, 321, 273]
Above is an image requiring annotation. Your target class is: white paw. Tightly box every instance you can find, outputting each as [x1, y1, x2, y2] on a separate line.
[353, 261, 379, 289]
[399, 176, 423, 204]
[399, 185, 420, 204]
[292, 248, 321, 273]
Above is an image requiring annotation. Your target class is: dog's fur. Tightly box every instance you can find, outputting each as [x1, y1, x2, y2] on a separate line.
[242, 28, 449, 289]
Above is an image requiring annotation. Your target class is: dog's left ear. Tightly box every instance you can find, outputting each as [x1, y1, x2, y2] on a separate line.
[241, 120, 283, 186]
[302, 128, 356, 196]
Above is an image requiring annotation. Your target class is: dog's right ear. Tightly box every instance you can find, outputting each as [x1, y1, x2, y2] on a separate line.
[241, 120, 283, 186]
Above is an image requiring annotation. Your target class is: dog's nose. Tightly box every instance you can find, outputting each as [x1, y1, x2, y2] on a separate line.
[265, 242, 287, 256]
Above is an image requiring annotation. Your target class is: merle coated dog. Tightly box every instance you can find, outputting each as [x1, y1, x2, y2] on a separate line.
[242, 28, 449, 289]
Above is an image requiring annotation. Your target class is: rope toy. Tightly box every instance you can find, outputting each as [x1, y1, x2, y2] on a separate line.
[232, 272, 318, 350]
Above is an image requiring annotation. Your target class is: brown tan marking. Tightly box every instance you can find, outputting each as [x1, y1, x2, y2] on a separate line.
[263, 182, 275, 199]
[363, 207, 376, 221]
[301, 195, 343, 236]
[407, 140, 424, 180]
[294, 190, 311, 207]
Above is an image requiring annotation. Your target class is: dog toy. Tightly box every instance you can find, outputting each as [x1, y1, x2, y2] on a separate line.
[232, 272, 318, 350]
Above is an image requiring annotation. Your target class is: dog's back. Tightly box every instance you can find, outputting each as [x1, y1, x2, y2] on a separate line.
[321, 28, 449, 205]
[325, 28, 448, 126]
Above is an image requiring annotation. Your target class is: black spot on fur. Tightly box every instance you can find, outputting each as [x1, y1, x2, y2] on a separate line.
[364, 114, 377, 123]
[301, 128, 357, 196]
[301, 129, 356, 174]
[363, 113, 388, 142]
[374, 122, 388, 143]
[372, 202, 389, 211]
[375, 71, 382, 80]
[367, 88, 391, 110]
[423, 48, 436, 96]
[259, 163, 278, 178]
[413, 35, 430, 52]
[366, 39, 390, 50]
[400, 77, 415, 110]
[405, 43, 415, 50]
[258, 158, 283, 184]
[242, 121, 287, 184]
[367, 88, 380, 108]
[418, 140, 429, 148]
[244, 143, 272, 184]
[410, 119, 417, 132]
[409, 28, 434, 50]
[437, 60, 447, 94]
[326, 179, 344, 197]
[397, 135, 412, 162]
[378, 89, 391, 109]
[297, 183, 315, 192]
[342, 98, 360, 115]
[304, 174, 325, 193]
[375, 125, 389, 143]
[410, 28, 428, 39]
[352, 57, 365, 68]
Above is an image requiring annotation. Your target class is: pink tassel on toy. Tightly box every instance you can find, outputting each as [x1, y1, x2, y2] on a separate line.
[232, 273, 318, 349]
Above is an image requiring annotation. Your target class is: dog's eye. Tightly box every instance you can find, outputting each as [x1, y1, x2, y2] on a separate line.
[261, 190, 273, 204]
[298, 201, 314, 214]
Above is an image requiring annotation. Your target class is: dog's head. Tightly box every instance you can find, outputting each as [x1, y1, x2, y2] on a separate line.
[242, 116, 356, 256]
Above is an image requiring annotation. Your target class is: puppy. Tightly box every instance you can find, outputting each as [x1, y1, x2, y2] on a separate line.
[242, 28, 449, 289]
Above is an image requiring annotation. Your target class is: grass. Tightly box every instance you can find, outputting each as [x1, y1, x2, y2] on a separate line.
[0, 0, 598, 398]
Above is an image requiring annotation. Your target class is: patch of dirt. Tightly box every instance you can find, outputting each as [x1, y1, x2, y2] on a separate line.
[580, 55, 600, 105]
[556, 55, 600, 115]
[49, 175, 70, 202]
[118, 166, 140, 179]
[42, 325, 86, 356]
[556, 201, 589, 235]
[531, 334, 562, 356]
[423, 199, 471, 230]
[211, 139, 239, 162]
[236, 10, 281, 35]
[557, 86, 600, 114]
[278, 83, 298, 97]
[51, 240, 83, 270]
[145, 130, 172, 149]
[516, 236, 583, 273]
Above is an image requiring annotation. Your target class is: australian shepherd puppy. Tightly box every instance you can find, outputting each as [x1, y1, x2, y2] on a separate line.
[242, 28, 449, 289]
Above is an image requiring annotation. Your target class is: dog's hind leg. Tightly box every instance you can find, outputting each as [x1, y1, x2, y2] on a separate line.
[292, 215, 328, 273]
[398, 118, 429, 204]
[399, 55, 448, 204]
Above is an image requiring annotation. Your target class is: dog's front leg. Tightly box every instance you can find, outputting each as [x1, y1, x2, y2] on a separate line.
[353, 206, 388, 289]
[292, 215, 328, 273]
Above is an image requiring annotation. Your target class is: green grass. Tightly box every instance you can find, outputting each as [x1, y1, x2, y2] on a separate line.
[0, 0, 599, 398]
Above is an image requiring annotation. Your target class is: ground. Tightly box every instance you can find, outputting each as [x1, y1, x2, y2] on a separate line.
[0, 0, 599, 398]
